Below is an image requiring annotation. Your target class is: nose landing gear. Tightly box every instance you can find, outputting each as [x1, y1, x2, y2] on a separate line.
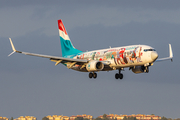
[144, 66, 149, 73]
[115, 69, 123, 79]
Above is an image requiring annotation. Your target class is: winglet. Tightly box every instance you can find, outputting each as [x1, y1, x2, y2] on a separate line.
[155, 44, 174, 62]
[8, 38, 17, 56]
[169, 44, 173, 61]
[9, 38, 16, 52]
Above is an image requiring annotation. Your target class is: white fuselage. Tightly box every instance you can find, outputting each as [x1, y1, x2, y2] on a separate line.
[67, 45, 158, 72]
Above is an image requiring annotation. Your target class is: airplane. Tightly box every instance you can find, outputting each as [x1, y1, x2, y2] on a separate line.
[9, 19, 173, 79]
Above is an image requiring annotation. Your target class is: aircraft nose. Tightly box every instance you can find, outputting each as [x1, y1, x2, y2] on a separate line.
[151, 51, 158, 61]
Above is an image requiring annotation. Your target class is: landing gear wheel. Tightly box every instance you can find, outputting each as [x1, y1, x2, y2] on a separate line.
[93, 73, 97, 78]
[89, 72, 97, 79]
[89, 73, 93, 78]
[144, 66, 149, 73]
[115, 69, 124, 80]
[115, 73, 119, 79]
[119, 74, 123, 79]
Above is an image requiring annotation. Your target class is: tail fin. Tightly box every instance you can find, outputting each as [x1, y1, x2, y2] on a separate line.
[58, 19, 82, 57]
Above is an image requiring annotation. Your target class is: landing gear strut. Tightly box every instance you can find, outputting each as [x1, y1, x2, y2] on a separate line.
[144, 66, 149, 73]
[115, 69, 123, 79]
[89, 72, 97, 79]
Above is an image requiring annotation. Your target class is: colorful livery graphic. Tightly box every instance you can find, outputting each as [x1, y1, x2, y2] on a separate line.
[9, 19, 173, 79]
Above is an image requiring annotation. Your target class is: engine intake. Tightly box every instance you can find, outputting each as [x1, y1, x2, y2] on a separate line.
[132, 66, 146, 74]
[86, 61, 104, 72]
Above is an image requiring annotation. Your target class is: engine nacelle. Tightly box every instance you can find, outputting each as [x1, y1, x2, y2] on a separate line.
[86, 61, 104, 72]
[132, 66, 146, 74]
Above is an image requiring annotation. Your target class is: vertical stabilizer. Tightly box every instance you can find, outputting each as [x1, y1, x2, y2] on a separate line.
[58, 19, 82, 57]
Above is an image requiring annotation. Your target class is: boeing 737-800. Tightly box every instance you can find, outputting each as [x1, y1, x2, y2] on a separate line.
[9, 19, 173, 79]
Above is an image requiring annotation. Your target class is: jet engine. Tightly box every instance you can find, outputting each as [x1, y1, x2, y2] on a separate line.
[132, 66, 147, 74]
[86, 61, 104, 72]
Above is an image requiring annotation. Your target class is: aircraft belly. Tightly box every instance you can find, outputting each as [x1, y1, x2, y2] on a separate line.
[111, 62, 145, 68]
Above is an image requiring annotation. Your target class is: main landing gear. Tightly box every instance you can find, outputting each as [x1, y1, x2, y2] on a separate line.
[115, 69, 123, 79]
[89, 72, 97, 79]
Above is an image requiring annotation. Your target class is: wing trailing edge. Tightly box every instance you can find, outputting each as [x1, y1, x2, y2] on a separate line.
[8, 38, 88, 64]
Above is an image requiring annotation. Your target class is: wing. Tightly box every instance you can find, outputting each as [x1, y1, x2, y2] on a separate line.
[8, 38, 88, 66]
[155, 44, 173, 62]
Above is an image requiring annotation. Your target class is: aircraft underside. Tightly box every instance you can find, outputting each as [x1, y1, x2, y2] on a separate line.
[69, 61, 150, 79]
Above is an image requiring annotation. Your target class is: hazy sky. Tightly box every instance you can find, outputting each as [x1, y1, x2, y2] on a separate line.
[0, 0, 180, 119]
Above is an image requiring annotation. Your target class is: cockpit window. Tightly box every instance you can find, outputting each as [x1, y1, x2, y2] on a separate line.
[144, 49, 156, 52]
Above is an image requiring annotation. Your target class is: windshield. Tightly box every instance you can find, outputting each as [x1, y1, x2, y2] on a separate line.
[144, 49, 156, 52]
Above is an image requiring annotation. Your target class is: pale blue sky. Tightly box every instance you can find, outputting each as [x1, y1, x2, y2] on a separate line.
[0, 0, 180, 119]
